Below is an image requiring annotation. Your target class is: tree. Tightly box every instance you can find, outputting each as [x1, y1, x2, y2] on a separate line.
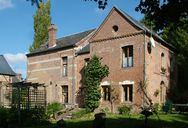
[85, 0, 108, 9]
[162, 20, 188, 103]
[138, 0, 188, 104]
[136, 0, 188, 30]
[29, 0, 51, 52]
[110, 87, 119, 113]
[26, 0, 43, 8]
[84, 55, 109, 112]
[27, 0, 109, 10]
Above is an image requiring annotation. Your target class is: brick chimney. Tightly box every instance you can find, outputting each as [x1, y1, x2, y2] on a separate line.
[48, 24, 57, 48]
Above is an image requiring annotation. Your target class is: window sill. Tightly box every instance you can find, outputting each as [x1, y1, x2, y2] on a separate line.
[121, 101, 133, 105]
[122, 67, 133, 70]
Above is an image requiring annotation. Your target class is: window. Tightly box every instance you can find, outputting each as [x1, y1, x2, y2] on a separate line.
[102, 86, 111, 101]
[62, 57, 68, 76]
[123, 84, 133, 102]
[122, 46, 133, 68]
[161, 53, 165, 67]
[161, 53, 166, 73]
[160, 81, 166, 104]
[62, 86, 68, 103]
[84, 58, 90, 66]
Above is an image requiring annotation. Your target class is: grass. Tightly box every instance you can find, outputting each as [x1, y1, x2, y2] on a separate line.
[66, 113, 188, 128]
[28, 113, 188, 128]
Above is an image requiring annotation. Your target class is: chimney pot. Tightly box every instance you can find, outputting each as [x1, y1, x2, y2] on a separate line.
[48, 24, 57, 48]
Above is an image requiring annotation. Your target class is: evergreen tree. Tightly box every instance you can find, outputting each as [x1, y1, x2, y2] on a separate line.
[84, 55, 109, 112]
[29, 0, 51, 52]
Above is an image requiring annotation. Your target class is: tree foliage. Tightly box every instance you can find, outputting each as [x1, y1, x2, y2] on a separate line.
[139, 0, 188, 103]
[27, 0, 108, 9]
[84, 0, 108, 9]
[136, 0, 188, 30]
[29, 0, 51, 52]
[84, 55, 109, 112]
[26, 0, 43, 8]
[162, 20, 188, 103]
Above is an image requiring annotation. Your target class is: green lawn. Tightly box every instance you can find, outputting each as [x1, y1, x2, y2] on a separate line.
[28, 113, 188, 128]
[65, 113, 188, 128]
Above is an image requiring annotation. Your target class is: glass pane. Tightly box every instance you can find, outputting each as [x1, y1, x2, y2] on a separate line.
[129, 46, 133, 56]
[128, 57, 133, 67]
[123, 57, 128, 67]
[63, 57, 67, 63]
[63, 64, 67, 76]
[129, 85, 133, 102]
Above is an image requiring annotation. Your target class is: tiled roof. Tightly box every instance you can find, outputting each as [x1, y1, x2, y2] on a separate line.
[27, 29, 95, 56]
[0, 55, 16, 76]
[76, 44, 90, 55]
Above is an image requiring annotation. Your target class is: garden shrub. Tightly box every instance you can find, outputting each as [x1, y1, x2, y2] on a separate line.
[100, 107, 109, 113]
[47, 102, 64, 119]
[0, 106, 48, 127]
[153, 103, 161, 113]
[118, 105, 131, 115]
[0, 106, 9, 127]
[162, 100, 173, 113]
[21, 107, 47, 126]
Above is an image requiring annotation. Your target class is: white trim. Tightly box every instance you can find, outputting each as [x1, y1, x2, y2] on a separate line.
[28, 58, 60, 65]
[119, 80, 134, 85]
[101, 81, 110, 86]
[28, 66, 60, 72]
[27, 78, 38, 81]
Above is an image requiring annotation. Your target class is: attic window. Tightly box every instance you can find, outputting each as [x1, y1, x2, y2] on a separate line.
[112, 25, 119, 32]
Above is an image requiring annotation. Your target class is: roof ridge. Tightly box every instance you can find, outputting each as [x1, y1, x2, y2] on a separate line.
[57, 28, 96, 41]
[113, 6, 176, 51]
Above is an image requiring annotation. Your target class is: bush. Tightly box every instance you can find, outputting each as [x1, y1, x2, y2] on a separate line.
[153, 103, 161, 113]
[0, 106, 9, 127]
[118, 105, 131, 115]
[100, 107, 109, 113]
[47, 102, 64, 119]
[162, 100, 173, 113]
[0, 106, 48, 127]
[21, 107, 47, 126]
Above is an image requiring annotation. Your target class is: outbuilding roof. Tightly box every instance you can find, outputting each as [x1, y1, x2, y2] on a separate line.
[27, 29, 95, 56]
[0, 55, 16, 76]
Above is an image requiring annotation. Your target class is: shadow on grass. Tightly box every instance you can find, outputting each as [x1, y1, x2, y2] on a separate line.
[65, 115, 188, 128]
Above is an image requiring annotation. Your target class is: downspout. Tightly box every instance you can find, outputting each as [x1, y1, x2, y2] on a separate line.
[143, 29, 146, 107]
[72, 49, 76, 107]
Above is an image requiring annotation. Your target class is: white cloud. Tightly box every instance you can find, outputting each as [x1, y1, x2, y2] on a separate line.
[4, 53, 27, 63]
[0, 0, 14, 10]
[4, 53, 27, 78]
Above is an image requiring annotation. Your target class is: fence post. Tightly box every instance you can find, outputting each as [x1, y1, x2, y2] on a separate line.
[18, 85, 21, 126]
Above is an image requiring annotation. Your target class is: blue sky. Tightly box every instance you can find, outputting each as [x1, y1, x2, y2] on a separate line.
[0, 0, 143, 78]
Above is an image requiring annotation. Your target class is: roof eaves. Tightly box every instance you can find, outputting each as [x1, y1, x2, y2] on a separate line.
[114, 6, 145, 30]
[76, 44, 90, 55]
[27, 44, 75, 57]
[0, 55, 16, 76]
[114, 6, 176, 52]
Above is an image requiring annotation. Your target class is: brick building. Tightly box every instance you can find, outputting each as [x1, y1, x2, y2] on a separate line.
[26, 7, 177, 110]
